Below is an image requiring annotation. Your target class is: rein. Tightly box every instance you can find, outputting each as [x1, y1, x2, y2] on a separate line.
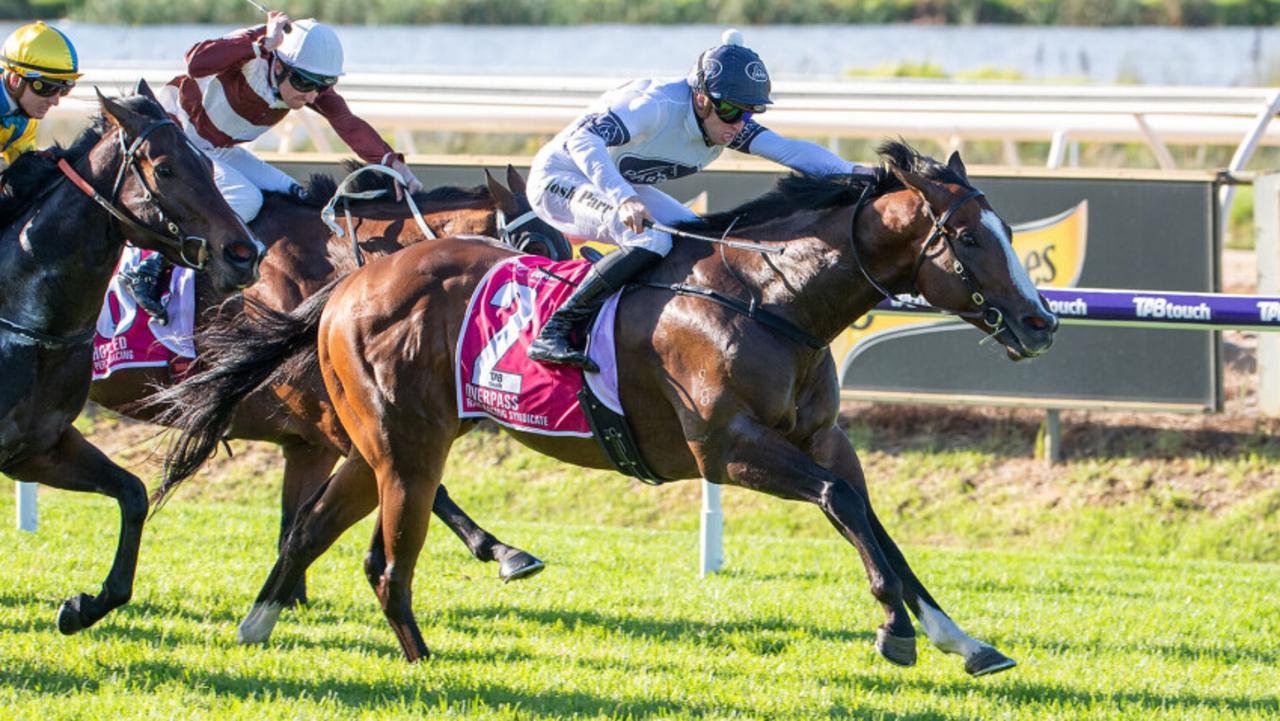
[848, 186, 1007, 331]
[58, 119, 212, 271]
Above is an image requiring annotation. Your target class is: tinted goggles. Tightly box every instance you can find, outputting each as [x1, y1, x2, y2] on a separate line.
[712, 99, 764, 124]
[28, 76, 75, 98]
[287, 68, 337, 93]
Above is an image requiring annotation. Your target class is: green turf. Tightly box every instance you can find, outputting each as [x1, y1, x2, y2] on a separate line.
[1, 488, 1277, 720]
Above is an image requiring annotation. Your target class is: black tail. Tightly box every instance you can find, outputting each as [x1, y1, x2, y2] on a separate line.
[145, 277, 345, 509]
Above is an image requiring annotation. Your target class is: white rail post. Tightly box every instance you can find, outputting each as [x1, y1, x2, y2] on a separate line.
[15, 482, 37, 532]
[1255, 172, 1280, 415]
[699, 480, 724, 576]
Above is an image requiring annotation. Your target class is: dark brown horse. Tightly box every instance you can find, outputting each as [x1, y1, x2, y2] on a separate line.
[0, 84, 262, 634]
[91, 165, 566, 601]
[156, 142, 1057, 675]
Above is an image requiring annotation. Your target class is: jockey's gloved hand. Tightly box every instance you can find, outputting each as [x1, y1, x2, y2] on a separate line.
[264, 12, 291, 52]
[617, 197, 653, 235]
[288, 183, 311, 203]
[388, 158, 423, 201]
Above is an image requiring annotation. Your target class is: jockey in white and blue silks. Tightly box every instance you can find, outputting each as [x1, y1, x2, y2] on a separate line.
[526, 29, 880, 372]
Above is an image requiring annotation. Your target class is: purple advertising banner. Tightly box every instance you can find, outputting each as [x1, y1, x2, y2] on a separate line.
[875, 288, 1280, 330]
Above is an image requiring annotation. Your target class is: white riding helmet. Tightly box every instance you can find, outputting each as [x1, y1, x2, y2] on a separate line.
[275, 18, 344, 78]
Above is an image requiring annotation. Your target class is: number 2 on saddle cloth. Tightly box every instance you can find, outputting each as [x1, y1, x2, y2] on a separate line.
[455, 258, 624, 440]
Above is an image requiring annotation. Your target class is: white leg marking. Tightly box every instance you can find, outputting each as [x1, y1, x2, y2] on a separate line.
[237, 602, 283, 644]
[917, 599, 986, 658]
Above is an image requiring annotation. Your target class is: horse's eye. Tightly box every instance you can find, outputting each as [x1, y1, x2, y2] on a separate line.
[154, 163, 174, 179]
[960, 231, 979, 247]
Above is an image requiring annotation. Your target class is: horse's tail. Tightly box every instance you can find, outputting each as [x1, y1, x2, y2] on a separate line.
[145, 276, 345, 509]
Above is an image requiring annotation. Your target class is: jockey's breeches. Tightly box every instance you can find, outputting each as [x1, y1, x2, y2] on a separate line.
[526, 167, 698, 255]
[203, 145, 297, 224]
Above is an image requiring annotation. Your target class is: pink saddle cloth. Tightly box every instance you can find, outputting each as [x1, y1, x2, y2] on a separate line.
[92, 248, 196, 381]
[456, 255, 622, 437]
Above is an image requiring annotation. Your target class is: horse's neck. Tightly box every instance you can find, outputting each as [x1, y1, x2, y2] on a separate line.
[0, 145, 126, 336]
[672, 204, 925, 345]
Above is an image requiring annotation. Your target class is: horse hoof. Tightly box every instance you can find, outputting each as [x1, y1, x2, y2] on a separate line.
[237, 602, 283, 644]
[499, 551, 546, 582]
[56, 594, 92, 635]
[875, 626, 917, 667]
[965, 645, 1017, 677]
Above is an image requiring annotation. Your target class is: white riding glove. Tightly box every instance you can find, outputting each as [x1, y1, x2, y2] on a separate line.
[388, 158, 423, 201]
[263, 12, 291, 52]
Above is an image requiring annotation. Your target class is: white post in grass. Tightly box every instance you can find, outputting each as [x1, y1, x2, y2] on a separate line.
[1256, 173, 1280, 416]
[15, 482, 37, 532]
[700, 480, 723, 576]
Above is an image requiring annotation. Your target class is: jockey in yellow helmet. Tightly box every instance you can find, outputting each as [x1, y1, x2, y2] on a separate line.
[0, 21, 80, 167]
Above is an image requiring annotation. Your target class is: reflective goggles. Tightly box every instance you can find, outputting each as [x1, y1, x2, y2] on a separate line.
[287, 67, 337, 93]
[27, 76, 75, 98]
[712, 99, 764, 124]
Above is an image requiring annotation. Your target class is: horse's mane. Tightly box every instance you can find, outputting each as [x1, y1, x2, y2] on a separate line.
[0, 94, 169, 229]
[679, 140, 973, 235]
[285, 159, 494, 210]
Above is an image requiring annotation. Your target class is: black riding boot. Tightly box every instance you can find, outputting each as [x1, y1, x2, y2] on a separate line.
[528, 245, 663, 372]
[120, 253, 171, 325]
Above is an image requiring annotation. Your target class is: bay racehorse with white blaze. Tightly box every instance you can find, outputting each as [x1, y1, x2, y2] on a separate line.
[92, 165, 567, 603]
[153, 142, 1056, 675]
[0, 82, 263, 634]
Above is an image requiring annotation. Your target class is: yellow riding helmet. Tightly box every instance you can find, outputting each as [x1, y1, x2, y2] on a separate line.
[1, 21, 81, 80]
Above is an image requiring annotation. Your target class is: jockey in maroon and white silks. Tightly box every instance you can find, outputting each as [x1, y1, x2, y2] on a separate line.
[156, 13, 421, 222]
[124, 13, 423, 324]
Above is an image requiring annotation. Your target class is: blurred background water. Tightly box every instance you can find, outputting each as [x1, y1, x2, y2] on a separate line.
[6, 22, 1277, 85]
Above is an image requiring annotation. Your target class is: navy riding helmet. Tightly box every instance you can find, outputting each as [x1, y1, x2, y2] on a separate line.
[689, 29, 773, 111]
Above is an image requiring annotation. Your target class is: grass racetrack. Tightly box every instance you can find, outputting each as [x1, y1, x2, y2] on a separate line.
[2, 410, 1279, 720]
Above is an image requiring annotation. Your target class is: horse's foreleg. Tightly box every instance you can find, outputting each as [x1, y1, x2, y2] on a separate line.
[8, 428, 147, 634]
[432, 484, 545, 581]
[712, 418, 916, 667]
[278, 441, 342, 606]
[239, 454, 377, 644]
[807, 426, 1016, 677]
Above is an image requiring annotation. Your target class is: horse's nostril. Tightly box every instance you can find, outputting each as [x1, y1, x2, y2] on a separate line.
[225, 241, 258, 264]
[1023, 314, 1053, 332]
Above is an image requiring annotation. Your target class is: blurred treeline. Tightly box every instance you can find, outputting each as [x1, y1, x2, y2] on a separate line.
[2, 0, 1277, 25]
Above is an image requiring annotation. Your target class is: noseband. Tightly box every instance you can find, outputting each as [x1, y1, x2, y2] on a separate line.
[848, 185, 1006, 331]
[59, 118, 212, 271]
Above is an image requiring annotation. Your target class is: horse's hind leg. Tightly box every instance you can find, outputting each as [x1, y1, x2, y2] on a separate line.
[278, 441, 342, 607]
[367, 441, 449, 663]
[8, 428, 147, 634]
[239, 454, 377, 644]
[433, 484, 545, 581]
[809, 426, 1016, 677]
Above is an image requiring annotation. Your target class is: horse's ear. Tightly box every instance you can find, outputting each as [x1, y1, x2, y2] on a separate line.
[505, 164, 527, 196]
[947, 151, 969, 181]
[484, 168, 518, 213]
[134, 78, 158, 103]
[888, 163, 951, 214]
[97, 87, 143, 135]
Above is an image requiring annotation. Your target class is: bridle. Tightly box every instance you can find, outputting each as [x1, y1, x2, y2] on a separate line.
[847, 183, 1007, 332]
[1, 118, 212, 349]
[497, 208, 559, 256]
[58, 118, 212, 271]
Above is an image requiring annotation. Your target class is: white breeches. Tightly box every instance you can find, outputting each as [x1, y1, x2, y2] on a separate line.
[204, 145, 297, 223]
[526, 167, 698, 256]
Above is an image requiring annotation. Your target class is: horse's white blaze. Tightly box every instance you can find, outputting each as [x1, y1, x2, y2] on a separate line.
[981, 209, 1045, 312]
[237, 602, 283, 644]
[917, 599, 984, 657]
